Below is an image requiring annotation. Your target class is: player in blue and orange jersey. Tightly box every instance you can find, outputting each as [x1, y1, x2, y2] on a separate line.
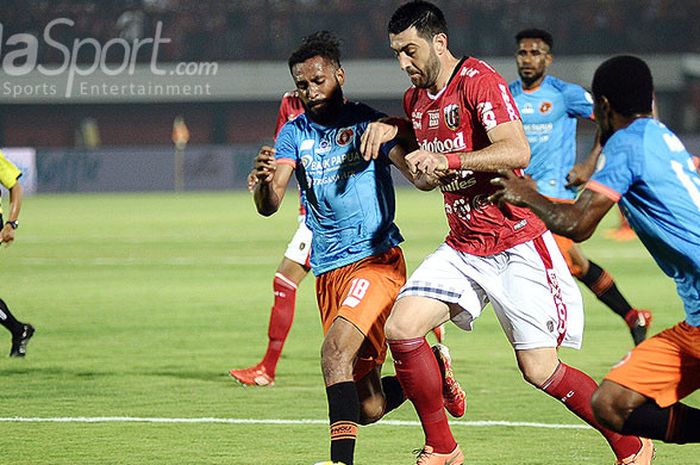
[251, 31, 428, 465]
[231, 88, 446, 387]
[0, 150, 34, 357]
[493, 55, 700, 446]
[509, 28, 652, 345]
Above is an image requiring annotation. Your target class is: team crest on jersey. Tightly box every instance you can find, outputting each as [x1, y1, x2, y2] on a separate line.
[336, 127, 354, 146]
[539, 101, 553, 114]
[443, 104, 460, 131]
[428, 110, 440, 129]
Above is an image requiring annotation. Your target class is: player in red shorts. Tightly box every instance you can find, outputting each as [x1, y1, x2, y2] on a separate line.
[360, 2, 652, 464]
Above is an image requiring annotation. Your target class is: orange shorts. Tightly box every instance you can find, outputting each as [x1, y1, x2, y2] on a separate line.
[605, 321, 700, 407]
[315, 247, 406, 380]
[547, 198, 584, 277]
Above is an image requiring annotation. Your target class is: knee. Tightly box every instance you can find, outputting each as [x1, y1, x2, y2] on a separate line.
[321, 338, 354, 378]
[519, 361, 556, 388]
[591, 385, 625, 432]
[385, 305, 421, 340]
[358, 395, 386, 425]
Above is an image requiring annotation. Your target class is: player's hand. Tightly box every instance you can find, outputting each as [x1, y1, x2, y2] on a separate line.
[489, 170, 539, 207]
[565, 162, 595, 188]
[253, 146, 276, 184]
[246, 170, 258, 193]
[0, 224, 16, 245]
[405, 149, 447, 175]
[360, 122, 398, 161]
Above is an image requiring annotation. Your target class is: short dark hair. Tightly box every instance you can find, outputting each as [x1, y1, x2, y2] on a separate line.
[592, 55, 654, 117]
[388, 1, 448, 39]
[515, 28, 553, 50]
[288, 31, 342, 71]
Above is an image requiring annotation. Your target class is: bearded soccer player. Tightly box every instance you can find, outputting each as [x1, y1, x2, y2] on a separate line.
[493, 55, 700, 446]
[231, 89, 447, 388]
[0, 150, 35, 357]
[360, 2, 653, 464]
[251, 31, 425, 465]
[509, 28, 652, 345]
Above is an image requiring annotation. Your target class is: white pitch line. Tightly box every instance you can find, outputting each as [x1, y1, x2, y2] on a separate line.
[0, 417, 588, 429]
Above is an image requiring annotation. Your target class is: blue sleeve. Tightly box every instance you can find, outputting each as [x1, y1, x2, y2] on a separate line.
[590, 135, 637, 196]
[563, 82, 594, 119]
[273, 122, 298, 165]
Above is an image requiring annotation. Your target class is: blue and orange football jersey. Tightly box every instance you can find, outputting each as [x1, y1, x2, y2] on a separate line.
[274, 101, 403, 275]
[510, 75, 594, 199]
[587, 118, 700, 326]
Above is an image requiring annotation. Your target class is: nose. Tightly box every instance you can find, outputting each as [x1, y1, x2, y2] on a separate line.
[397, 53, 412, 72]
[307, 84, 321, 101]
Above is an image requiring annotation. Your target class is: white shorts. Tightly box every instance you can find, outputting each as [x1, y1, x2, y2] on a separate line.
[398, 231, 584, 351]
[283, 215, 312, 267]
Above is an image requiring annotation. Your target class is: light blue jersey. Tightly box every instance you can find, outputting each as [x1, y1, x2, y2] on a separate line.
[510, 75, 594, 199]
[588, 118, 700, 326]
[275, 101, 403, 276]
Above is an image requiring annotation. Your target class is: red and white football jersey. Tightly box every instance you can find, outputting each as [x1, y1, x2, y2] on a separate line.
[274, 91, 306, 215]
[404, 57, 546, 256]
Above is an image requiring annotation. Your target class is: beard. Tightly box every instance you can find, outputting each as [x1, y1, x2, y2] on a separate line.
[411, 51, 441, 89]
[304, 84, 344, 125]
[519, 68, 544, 87]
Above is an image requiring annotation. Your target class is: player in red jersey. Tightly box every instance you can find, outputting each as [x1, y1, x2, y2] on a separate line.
[229, 91, 312, 386]
[359, 2, 653, 464]
[231, 88, 443, 386]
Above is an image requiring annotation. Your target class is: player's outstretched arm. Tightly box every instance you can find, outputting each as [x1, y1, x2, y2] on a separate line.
[451, 120, 530, 172]
[490, 172, 615, 242]
[388, 144, 441, 191]
[360, 117, 417, 161]
[252, 146, 293, 217]
[1, 181, 22, 244]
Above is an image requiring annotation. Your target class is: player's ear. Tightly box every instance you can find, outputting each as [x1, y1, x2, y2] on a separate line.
[335, 66, 345, 86]
[545, 52, 553, 67]
[433, 33, 448, 55]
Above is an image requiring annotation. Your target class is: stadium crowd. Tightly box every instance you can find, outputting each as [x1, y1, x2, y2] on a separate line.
[1, 0, 698, 63]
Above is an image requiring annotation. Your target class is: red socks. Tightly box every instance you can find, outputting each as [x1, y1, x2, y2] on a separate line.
[389, 338, 457, 453]
[542, 363, 641, 461]
[261, 273, 297, 376]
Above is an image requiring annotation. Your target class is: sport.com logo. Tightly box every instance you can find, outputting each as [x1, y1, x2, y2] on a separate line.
[0, 18, 217, 98]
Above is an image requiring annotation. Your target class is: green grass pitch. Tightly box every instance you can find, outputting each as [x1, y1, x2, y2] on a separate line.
[0, 188, 697, 464]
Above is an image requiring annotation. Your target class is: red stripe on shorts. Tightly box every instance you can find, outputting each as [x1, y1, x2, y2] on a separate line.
[533, 235, 568, 347]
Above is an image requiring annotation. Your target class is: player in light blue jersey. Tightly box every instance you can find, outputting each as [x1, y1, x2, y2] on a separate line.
[510, 29, 652, 345]
[251, 31, 425, 465]
[492, 55, 700, 446]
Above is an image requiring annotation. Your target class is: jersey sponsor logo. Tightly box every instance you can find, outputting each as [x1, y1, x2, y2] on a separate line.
[521, 103, 535, 115]
[316, 139, 332, 154]
[412, 110, 423, 130]
[539, 101, 553, 114]
[439, 170, 476, 192]
[443, 192, 491, 221]
[300, 139, 315, 151]
[461, 67, 479, 78]
[443, 103, 460, 131]
[300, 154, 313, 169]
[342, 278, 370, 308]
[428, 110, 440, 129]
[418, 132, 466, 153]
[336, 127, 354, 146]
